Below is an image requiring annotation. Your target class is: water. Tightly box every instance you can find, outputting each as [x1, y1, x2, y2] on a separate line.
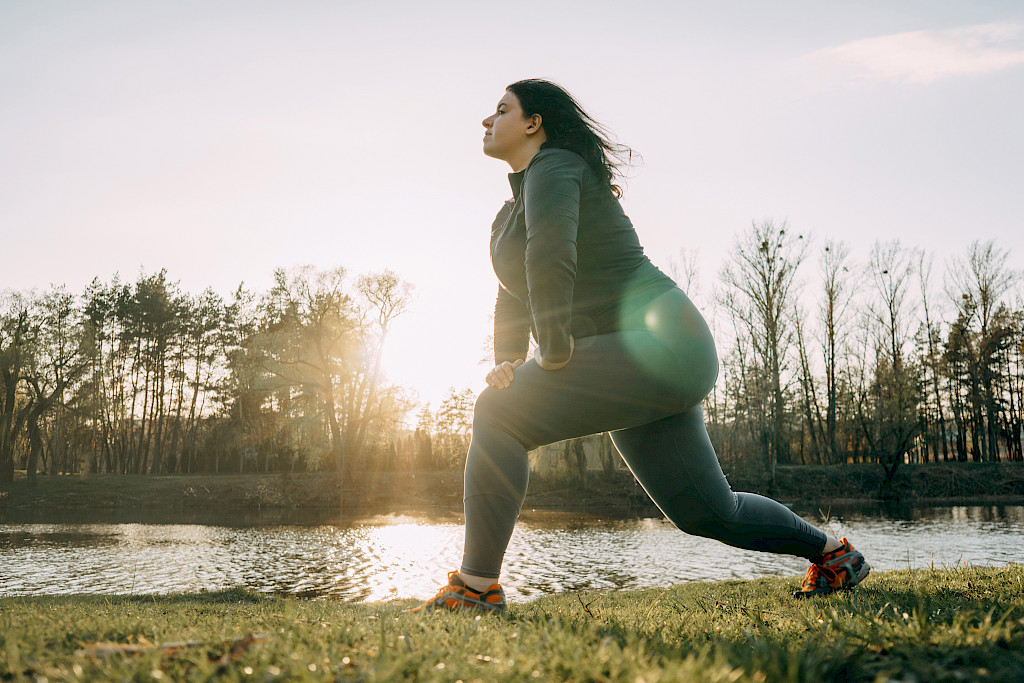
[1, 505, 1022, 602]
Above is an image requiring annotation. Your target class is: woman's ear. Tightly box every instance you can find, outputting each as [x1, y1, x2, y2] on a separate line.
[525, 113, 543, 136]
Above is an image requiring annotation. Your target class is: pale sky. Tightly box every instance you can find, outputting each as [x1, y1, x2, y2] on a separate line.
[2, 1, 1022, 410]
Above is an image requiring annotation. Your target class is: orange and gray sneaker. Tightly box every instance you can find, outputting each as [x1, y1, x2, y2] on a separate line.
[410, 571, 507, 613]
[794, 537, 871, 599]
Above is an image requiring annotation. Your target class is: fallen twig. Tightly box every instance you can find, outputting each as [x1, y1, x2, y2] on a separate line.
[577, 592, 601, 619]
[76, 633, 268, 661]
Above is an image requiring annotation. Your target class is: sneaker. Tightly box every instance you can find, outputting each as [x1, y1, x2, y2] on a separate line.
[410, 571, 506, 613]
[794, 537, 870, 599]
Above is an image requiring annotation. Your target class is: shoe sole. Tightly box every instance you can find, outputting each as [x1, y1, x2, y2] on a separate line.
[411, 603, 505, 614]
[410, 589, 507, 613]
[411, 604, 505, 613]
[853, 560, 871, 585]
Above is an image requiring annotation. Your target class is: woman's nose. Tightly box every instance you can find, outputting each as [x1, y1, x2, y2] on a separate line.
[482, 115, 493, 128]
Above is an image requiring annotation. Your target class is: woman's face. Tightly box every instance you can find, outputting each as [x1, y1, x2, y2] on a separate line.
[482, 91, 538, 162]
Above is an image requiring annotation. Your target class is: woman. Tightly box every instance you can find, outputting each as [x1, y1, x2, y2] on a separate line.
[412, 79, 869, 613]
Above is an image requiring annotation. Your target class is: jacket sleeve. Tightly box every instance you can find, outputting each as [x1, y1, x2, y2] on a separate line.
[493, 286, 530, 365]
[522, 150, 582, 365]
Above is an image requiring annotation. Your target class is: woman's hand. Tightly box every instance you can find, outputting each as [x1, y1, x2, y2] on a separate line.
[535, 335, 575, 371]
[486, 358, 524, 390]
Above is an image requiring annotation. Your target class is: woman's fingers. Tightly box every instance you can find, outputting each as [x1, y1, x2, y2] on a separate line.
[497, 362, 514, 387]
[486, 360, 523, 390]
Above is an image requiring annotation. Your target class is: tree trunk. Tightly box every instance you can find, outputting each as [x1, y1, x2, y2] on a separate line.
[0, 311, 28, 485]
[352, 328, 388, 458]
[323, 380, 344, 474]
[26, 404, 44, 485]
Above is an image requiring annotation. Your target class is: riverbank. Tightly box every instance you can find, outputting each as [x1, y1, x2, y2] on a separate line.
[2, 462, 1023, 520]
[1, 565, 1021, 681]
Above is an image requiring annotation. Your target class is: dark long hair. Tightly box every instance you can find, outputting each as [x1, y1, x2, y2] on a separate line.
[506, 79, 637, 198]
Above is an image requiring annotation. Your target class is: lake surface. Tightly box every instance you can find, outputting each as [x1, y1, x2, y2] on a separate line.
[2, 505, 1022, 602]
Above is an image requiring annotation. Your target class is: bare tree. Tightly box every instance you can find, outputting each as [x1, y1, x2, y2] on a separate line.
[719, 219, 808, 487]
[349, 270, 413, 460]
[818, 240, 855, 463]
[666, 248, 702, 303]
[859, 240, 919, 487]
[792, 302, 824, 464]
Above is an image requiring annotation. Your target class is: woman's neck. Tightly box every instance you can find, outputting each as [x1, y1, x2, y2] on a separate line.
[506, 140, 545, 173]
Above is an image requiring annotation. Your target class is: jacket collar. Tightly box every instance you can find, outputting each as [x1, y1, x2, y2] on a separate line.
[506, 148, 550, 198]
[508, 169, 526, 199]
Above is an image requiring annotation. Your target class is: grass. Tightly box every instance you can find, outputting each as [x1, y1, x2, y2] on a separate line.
[2, 565, 1022, 681]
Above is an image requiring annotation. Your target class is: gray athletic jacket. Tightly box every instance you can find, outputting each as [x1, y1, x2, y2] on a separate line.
[489, 147, 675, 366]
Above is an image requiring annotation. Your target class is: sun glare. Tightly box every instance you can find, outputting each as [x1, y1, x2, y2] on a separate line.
[352, 519, 463, 602]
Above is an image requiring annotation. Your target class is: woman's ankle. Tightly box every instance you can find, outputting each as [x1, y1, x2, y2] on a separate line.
[458, 570, 498, 592]
[819, 535, 843, 557]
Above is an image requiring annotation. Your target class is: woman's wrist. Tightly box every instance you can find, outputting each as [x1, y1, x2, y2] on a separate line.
[535, 336, 574, 370]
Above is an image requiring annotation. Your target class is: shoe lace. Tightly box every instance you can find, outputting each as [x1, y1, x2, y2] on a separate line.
[802, 563, 823, 587]
[802, 562, 837, 588]
[427, 571, 466, 599]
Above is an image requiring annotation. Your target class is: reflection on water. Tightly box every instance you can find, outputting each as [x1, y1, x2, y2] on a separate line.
[2, 505, 1023, 602]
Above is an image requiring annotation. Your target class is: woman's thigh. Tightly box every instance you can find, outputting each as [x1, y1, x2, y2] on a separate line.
[475, 330, 701, 450]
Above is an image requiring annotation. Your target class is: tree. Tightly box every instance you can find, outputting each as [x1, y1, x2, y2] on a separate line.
[80, 276, 134, 473]
[177, 289, 225, 472]
[857, 241, 919, 487]
[413, 405, 435, 469]
[24, 287, 90, 479]
[792, 302, 824, 464]
[348, 270, 413, 461]
[719, 220, 807, 487]
[563, 438, 588, 488]
[666, 248, 702, 303]
[434, 387, 474, 468]
[257, 266, 360, 472]
[132, 270, 184, 475]
[917, 251, 949, 461]
[944, 240, 1018, 461]
[1005, 302, 1024, 460]
[221, 266, 415, 476]
[818, 240, 856, 463]
[0, 293, 32, 484]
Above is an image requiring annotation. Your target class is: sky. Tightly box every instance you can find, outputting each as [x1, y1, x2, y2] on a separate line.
[2, 0, 1022, 411]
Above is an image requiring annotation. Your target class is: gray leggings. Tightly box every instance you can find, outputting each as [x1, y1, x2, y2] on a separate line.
[461, 287, 826, 578]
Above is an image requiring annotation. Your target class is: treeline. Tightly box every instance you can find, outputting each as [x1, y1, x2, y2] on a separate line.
[2, 227, 1022, 489]
[0, 266, 465, 484]
[694, 223, 1022, 488]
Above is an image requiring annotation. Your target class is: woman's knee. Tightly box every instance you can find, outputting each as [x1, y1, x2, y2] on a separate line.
[473, 386, 510, 428]
[471, 386, 532, 450]
[662, 491, 738, 536]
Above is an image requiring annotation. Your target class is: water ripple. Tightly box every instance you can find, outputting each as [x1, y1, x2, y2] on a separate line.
[2, 505, 1022, 601]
